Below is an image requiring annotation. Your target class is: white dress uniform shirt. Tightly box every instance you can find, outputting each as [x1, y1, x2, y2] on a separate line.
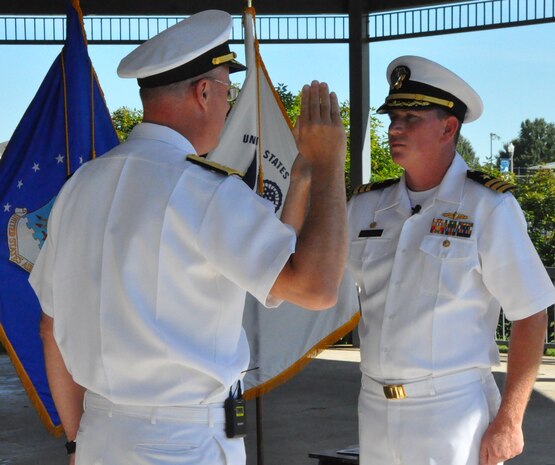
[30, 122, 296, 406]
[348, 153, 555, 383]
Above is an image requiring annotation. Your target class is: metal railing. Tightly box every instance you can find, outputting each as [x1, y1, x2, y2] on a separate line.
[1, 0, 554, 44]
[513, 165, 555, 177]
[0, 14, 350, 44]
[497, 267, 555, 349]
[370, 0, 555, 41]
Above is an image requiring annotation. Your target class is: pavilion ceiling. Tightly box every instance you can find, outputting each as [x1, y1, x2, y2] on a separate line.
[0, 0, 462, 16]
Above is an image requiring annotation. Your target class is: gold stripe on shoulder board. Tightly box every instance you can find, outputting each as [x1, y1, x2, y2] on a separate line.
[353, 183, 373, 194]
[186, 154, 244, 178]
[353, 178, 400, 195]
[466, 169, 515, 193]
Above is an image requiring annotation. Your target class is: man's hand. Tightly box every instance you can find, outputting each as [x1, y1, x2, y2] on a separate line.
[270, 80, 348, 310]
[294, 81, 346, 169]
[479, 312, 547, 465]
[479, 417, 523, 464]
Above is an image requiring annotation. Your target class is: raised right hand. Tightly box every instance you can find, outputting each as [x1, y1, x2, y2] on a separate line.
[293, 81, 346, 169]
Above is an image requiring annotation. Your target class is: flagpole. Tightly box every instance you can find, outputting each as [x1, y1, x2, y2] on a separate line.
[248, 2, 263, 459]
[256, 396, 265, 465]
[246, 3, 265, 463]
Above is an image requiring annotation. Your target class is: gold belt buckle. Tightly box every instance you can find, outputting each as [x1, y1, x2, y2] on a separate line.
[383, 384, 406, 400]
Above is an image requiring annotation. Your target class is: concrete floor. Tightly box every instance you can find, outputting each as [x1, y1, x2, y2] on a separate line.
[1, 349, 554, 465]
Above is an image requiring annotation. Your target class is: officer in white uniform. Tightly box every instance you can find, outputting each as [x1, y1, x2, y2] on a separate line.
[30, 10, 348, 465]
[348, 56, 555, 465]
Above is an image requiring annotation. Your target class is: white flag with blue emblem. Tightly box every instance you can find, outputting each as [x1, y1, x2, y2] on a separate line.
[209, 7, 360, 399]
[208, 7, 297, 216]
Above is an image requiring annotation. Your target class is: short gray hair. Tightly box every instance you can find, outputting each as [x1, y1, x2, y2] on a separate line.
[139, 68, 223, 104]
[434, 107, 462, 145]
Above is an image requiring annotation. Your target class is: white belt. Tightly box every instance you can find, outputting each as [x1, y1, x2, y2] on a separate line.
[84, 391, 226, 425]
[362, 368, 491, 400]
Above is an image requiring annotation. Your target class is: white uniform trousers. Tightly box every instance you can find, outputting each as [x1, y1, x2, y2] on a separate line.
[75, 392, 246, 465]
[358, 369, 502, 465]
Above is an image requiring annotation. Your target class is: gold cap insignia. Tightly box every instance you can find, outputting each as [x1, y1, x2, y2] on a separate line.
[391, 65, 411, 90]
[212, 52, 238, 66]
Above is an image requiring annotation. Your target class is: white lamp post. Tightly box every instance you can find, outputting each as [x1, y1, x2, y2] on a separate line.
[508, 142, 515, 173]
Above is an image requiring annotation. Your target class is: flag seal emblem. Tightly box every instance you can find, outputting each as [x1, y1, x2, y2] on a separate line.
[262, 179, 283, 213]
[7, 198, 55, 273]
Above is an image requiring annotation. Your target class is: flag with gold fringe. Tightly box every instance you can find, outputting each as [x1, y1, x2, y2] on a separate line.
[208, 7, 297, 216]
[208, 6, 360, 399]
[0, 0, 119, 434]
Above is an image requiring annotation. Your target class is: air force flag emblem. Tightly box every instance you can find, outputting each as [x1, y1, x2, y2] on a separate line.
[7, 197, 55, 273]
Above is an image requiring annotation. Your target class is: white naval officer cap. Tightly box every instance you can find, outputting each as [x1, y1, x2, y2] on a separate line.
[376, 55, 483, 123]
[117, 10, 246, 88]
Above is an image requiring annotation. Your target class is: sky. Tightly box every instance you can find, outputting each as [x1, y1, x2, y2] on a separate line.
[0, 20, 553, 164]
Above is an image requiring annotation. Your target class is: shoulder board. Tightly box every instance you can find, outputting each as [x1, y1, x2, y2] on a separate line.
[353, 177, 400, 195]
[466, 170, 515, 193]
[186, 154, 244, 178]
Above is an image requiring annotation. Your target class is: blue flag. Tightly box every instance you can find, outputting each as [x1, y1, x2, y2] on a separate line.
[0, 0, 119, 435]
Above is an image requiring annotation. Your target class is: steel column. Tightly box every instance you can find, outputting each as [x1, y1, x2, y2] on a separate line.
[348, 0, 370, 190]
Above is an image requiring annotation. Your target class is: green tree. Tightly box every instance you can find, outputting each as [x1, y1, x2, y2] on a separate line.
[514, 168, 555, 267]
[504, 118, 555, 168]
[275, 82, 299, 123]
[338, 100, 353, 194]
[479, 151, 505, 178]
[111, 106, 143, 142]
[457, 134, 479, 167]
[275, 84, 356, 192]
[369, 113, 403, 183]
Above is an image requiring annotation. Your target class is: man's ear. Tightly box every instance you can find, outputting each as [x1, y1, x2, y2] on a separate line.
[193, 79, 210, 110]
[442, 115, 459, 142]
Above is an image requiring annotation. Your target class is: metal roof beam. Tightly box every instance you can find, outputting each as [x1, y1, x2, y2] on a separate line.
[0, 0, 466, 16]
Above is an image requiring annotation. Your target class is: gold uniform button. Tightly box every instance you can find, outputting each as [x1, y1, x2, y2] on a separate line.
[369, 222, 377, 228]
[442, 239, 451, 247]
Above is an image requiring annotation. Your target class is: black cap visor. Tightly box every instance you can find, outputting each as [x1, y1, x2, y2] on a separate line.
[138, 42, 246, 88]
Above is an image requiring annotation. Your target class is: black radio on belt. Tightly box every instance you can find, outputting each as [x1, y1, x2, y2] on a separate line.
[224, 382, 247, 438]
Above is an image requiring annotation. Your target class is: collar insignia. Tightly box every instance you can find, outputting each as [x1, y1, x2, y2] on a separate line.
[442, 212, 468, 220]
